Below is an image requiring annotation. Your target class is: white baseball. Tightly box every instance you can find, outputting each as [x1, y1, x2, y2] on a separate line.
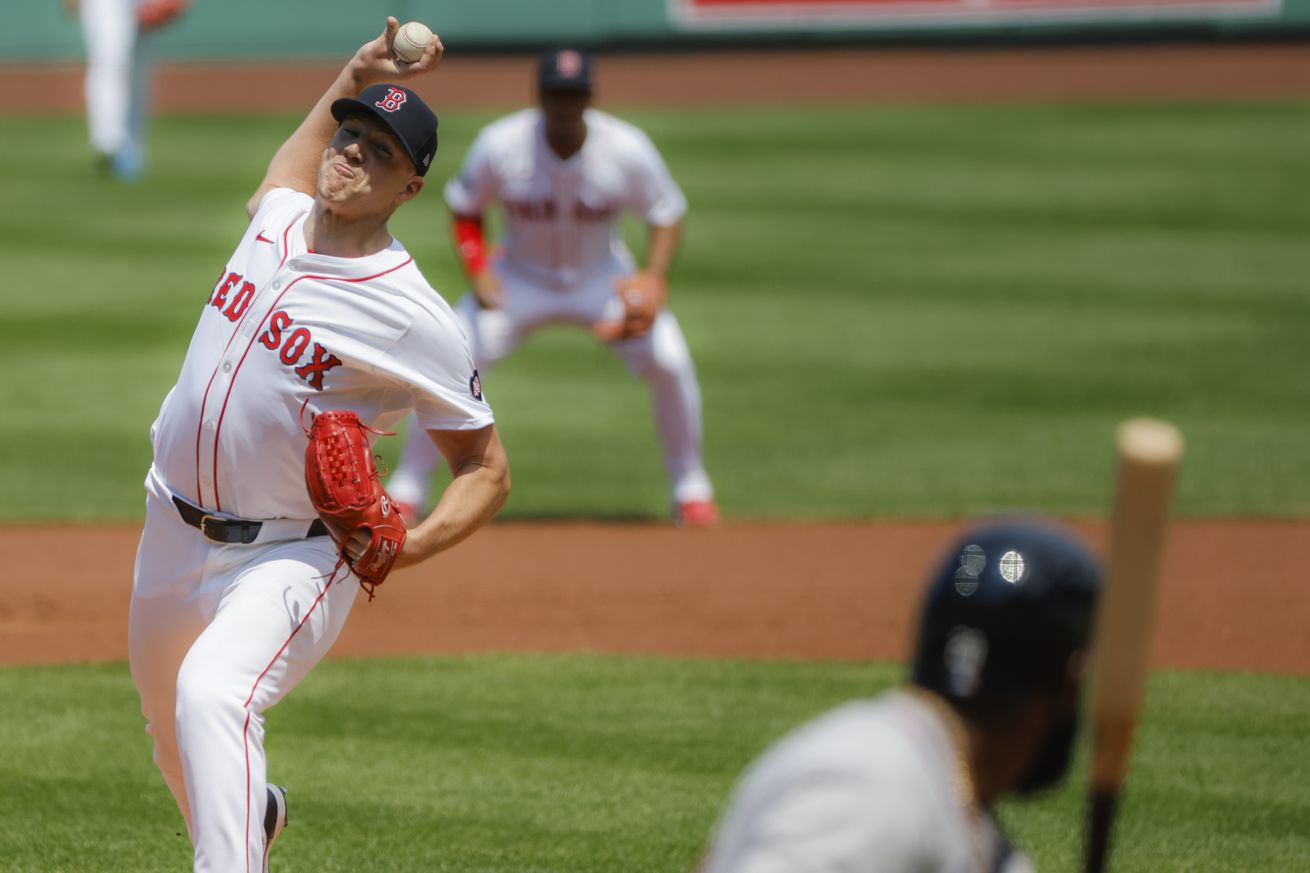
[393, 21, 432, 64]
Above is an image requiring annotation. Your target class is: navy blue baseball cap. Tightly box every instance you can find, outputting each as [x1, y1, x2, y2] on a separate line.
[538, 48, 592, 92]
[330, 83, 438, 176]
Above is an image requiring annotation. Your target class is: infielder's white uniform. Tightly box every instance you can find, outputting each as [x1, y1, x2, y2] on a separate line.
[700, 690, 1035, 873]
[131, 188, 490, 872]
[79, 0, 151, 175]
[387, 107, 714, 510]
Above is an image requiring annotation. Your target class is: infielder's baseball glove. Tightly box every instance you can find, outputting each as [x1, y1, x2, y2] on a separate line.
[304, 410, 407, 599]
[593, 273, 667, 342]
[136, 0, 188, 31]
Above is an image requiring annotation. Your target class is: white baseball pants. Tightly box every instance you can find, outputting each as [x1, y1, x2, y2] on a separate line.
[129, 468, 357, 873]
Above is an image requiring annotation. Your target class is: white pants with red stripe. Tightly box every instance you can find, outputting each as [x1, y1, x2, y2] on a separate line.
[129, 468, 357, 873]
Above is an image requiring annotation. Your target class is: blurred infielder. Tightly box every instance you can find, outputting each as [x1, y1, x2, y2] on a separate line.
[129, 19, 509, 872]
[699, 520, 1102, 873]
[66, 0, 188, 179]
[386, 48, 718, 526]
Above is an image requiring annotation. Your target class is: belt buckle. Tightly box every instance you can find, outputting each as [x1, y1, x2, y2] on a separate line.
[199, 513, 230, 544]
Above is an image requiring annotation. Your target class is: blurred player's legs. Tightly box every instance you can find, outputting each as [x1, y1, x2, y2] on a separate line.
[609, 311, 715, 511]
[387, 263, 716, 522]
[384, 429, 435, 521]
[81, 0, 149, 179]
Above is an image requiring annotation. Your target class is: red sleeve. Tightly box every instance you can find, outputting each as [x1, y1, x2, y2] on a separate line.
[452, 214, 487, 276]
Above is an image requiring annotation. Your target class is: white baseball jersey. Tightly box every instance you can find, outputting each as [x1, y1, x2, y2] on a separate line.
[701, 690, 1035, 873]
[444, 107, 687, 291]
[149, 187, 492, 520]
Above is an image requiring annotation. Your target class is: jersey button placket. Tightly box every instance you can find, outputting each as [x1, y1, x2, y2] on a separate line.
[199, 355, 236, 505]
[561, 176, 579, 284]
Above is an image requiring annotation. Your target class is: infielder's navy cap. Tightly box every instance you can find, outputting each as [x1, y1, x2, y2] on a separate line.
[330, 83, 438, 176]
[538, 48, 592, 92]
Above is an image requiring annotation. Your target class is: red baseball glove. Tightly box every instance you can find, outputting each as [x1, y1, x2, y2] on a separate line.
[304, 410, 407, 599]
[137, 0, 188, 31]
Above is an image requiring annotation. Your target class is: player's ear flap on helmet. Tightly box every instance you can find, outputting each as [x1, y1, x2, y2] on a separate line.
[942, 625, 988, 699]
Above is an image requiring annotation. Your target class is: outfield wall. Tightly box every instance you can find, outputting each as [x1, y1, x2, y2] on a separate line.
[4, 0, 1308, 62]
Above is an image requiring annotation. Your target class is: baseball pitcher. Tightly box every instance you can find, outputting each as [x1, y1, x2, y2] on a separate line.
[128, 18, 509, 872]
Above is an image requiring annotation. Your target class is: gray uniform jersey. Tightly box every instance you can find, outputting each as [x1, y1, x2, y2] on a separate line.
[701, 690, 1035, 873]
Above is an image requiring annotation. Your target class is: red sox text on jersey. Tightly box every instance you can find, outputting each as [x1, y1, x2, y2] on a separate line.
[150, 189, 491, 520]
[208, 270, 343, 392]
[502, 198, 617, 222]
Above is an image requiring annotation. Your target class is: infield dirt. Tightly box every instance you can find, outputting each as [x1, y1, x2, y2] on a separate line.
[3, 519, 1306, 674]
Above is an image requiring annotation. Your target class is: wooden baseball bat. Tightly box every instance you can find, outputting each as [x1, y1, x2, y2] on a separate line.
[1084, 418, 1184, 873]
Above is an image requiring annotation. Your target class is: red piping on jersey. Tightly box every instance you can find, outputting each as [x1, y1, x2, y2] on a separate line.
[239, 571, 340, 873]
[193, 216, 298, 504]
[279, 221, 293, 270]
[208, 256, 414, 510]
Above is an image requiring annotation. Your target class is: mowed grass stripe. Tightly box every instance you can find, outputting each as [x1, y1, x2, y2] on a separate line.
[0, 655, 1306, 872]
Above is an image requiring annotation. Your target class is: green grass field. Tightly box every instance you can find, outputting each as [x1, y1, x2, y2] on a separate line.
[0, 655, 1306, 873]
[1, 102, 1307, 521]
[1, 101, 1306, 872]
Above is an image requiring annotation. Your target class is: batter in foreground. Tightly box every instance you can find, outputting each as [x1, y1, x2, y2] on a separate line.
[386, 48, 718, 526]
[699, 520, 1102, 873]
[128, 18, 509, 872]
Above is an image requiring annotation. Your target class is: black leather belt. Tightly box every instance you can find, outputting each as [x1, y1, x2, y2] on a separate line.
[172, 495, 327, 545]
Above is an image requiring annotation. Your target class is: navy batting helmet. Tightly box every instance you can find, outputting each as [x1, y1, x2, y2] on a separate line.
[910, 520, 1101, 717]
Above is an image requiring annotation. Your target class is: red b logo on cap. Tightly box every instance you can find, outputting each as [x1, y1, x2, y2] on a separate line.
[375, 87, 408, 112]
[556, 50, 583, 78]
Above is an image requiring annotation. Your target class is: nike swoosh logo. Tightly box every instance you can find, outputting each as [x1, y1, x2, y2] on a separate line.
[256, 231, 274, 244]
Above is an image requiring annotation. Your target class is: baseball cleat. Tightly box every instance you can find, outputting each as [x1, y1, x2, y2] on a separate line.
[110, 148, 145, 182]
[675, 499, 720, 527]
[263, 784, 288, 873]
